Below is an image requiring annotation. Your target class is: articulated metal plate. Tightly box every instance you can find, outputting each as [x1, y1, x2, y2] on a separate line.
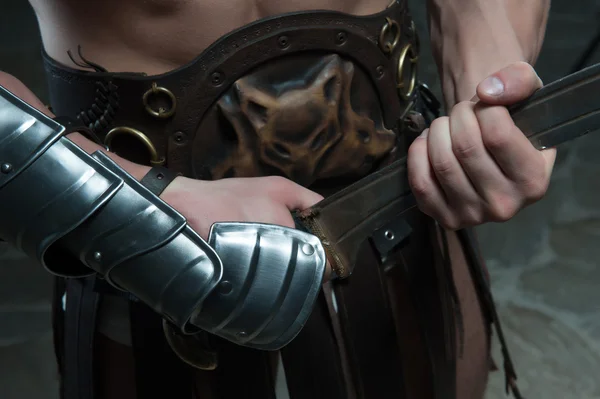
[192, 222, 327, 350]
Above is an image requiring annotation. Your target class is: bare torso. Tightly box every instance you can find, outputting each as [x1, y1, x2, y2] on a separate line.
[29, 0, 391, 75]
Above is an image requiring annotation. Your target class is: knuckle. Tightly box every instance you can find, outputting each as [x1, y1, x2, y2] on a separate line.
[459, 206, 483, 227]
[453, 101, 475, 115]
[520, 176, 548, 202]
[431, 157, 455, 178]
[265, 175, 289, 189]
[440, 217, 461, 231]
[486, 195, 519, 222]
[482, 121, 513, 152]
[452, 138, 481, 161]
[430, 116, 449, 132]
[263, 175, 294, 200]
[409, 175, 433, 200]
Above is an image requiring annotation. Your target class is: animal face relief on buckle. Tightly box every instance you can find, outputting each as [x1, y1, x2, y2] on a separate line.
[104, 126, 166, 166]
[199, 54, 397, 186]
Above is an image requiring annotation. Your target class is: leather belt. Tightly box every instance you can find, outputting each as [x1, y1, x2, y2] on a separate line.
[296, 61, 600, 280]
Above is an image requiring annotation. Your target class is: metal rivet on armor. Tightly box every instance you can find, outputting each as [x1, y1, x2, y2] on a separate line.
[301, 243, 315, 256]
[384, 230, 395, 241]
[336, 32, 347, 45]
[1, 163, 12, 174]
[376, 65, 385, 77]
[93, 252, 102, 262]
[211, 72, 224, 86]
[277, 35, 290, 49]
[219, 281, 233, 295]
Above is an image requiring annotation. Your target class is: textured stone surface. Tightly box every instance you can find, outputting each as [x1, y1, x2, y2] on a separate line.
[1, 0, 600, 398]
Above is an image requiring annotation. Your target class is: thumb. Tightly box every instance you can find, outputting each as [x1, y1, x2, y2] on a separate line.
[475, 62, 543, 105]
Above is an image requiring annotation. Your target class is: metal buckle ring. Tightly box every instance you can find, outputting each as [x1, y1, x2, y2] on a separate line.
[143, 82, 177, 119]
[379, 17, 401, 54]
[409, 20, 420, 55]
[397, 42, 419, 100]
[104, 126, 166, 166]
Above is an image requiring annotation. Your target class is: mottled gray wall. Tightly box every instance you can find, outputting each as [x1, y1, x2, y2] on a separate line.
[1, 0, 599, 398]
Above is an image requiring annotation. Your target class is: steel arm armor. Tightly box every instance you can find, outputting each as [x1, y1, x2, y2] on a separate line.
[0, 85, 327, 350]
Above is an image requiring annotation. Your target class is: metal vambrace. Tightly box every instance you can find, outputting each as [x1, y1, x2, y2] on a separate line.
[0, 85, 327, 350]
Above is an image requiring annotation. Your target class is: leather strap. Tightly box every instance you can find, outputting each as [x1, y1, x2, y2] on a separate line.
[140, 166, 181, 197]
[61, 276, 101, 399]
[129, 301, 195, 399]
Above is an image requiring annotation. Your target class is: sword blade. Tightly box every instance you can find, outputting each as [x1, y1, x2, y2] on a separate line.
[298, 62, 600, 278]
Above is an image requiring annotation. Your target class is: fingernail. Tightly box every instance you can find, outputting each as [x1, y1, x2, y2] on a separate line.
[480, 76, 504, 96]
[419, 128, 429, 139]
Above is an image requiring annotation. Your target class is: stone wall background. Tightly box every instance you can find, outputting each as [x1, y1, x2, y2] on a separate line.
[1, 0, 599, 398]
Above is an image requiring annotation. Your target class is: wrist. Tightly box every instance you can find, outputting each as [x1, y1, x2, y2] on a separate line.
[67, 131, 151, 181]
[441, 47, 526, 107]
[429, 1, 527, 107]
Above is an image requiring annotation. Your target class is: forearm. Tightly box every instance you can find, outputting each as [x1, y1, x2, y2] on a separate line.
[427, 0, 550, 107]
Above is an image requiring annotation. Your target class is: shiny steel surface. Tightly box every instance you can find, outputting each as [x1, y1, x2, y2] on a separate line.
[192, 222, 327, 350]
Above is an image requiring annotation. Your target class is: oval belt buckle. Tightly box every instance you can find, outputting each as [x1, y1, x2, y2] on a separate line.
[104, 127, 166, 166]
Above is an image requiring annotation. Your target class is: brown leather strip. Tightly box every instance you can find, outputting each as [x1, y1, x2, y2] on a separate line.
[332, 242, 407, 398]
[322, 282, 357, 399]
[280, 292, 350, 399]
[210, 339, 277, 399]
[139, 166, 180, 197]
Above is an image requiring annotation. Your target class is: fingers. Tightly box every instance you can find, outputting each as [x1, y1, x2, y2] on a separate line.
[476, 62, 543, 105]
[407, 129, 454, 225]
[449, 102, 510, 200]
[265, 176, 324, 212]
[408, 93, 555, 229]
[427, 116, 480, 207]
[476, 104, 551, 201]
